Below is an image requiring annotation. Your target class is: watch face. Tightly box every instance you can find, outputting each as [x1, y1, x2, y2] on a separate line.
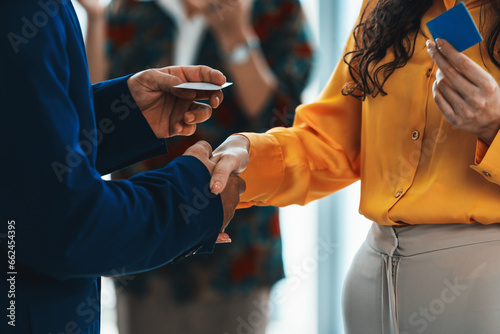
[229, 44, 251, 64]
[227, 38, 259, 64]
[232, 45, 250, 63]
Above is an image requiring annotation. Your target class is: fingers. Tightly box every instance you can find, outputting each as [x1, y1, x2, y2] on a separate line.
[209, 135, 250, 193]
[433, 69, 463, 113]
[184, 102, 213, 125]
[157, 73, 200, 101]
[164, 65, 226, 92]
[216, 233, 232, 244]
[209, 90, 223, 108]
[435, 39, 486, 86]
[426, 40, 476, 99]
[238, 177, 246, 196]
[427, 39, 485, 88]
[179, 65, 226, 85]
[155, 66, 226, 107]
[183, 0, 210, 16]
[137, 66, 226, 97]
[182, 141, 216, 174]
[183, 141, 243, 243]
[164, 65, 226, 87]
[210, 154, 241, 195]
[168, 88, 224, 107]
[183, 0, 197, 18]
[173, 89, 224, 107]
[182, 140, 214, 160]
[428, 39, 500, 134]
[168, 98, 186, 136]
[168, 101, 213, 136]
[193, 90, 223, 108]
[195, 66, 226, 86]
[219, 173, 243, 232]
[432, 79, 458, 126]
[173, 124, 196, 137]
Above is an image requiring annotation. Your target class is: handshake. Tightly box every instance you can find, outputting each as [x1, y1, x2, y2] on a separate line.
[127, 65, 253, 244]
[182, 135, 251, 244]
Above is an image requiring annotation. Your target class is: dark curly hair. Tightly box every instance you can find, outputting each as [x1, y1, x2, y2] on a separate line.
[343, 0, 500, 100]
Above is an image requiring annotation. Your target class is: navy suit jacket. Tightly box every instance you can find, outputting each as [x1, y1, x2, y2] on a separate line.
[0, 1, 222, 332]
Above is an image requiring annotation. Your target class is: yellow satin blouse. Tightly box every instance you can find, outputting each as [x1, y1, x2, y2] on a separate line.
[238, 0, 500, 226]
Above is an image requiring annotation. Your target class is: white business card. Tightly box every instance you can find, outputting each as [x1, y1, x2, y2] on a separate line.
[173, 82, 233, 90]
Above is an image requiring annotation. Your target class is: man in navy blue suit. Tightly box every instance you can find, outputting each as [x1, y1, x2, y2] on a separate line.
[0, 0, 244, 332]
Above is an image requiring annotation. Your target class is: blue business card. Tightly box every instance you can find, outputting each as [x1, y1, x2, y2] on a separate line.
[426, 2, 483, 52]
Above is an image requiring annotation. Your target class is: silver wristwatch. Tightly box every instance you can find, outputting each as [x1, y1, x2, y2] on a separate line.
[225, 37, 260, 64]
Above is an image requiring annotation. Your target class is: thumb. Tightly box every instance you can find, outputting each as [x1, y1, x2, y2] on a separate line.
[216, 233, 232, 244]
[152, 70, 197, 100]
[210, 155, 237, 195]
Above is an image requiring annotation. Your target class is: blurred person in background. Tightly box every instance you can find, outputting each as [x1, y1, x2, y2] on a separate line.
[77, 0, 314, 333]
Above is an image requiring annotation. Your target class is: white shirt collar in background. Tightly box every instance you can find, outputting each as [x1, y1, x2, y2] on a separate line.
[139, 0, 207, 66]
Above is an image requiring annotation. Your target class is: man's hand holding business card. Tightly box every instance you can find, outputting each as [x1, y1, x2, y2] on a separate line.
[128, 66, 227, 138]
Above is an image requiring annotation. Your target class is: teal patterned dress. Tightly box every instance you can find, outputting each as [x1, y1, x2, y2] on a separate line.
[106, 0, 314, 302]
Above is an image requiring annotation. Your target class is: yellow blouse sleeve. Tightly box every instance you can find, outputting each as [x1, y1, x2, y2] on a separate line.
[237, 36, 363, 208]
[471, 133, 500, 186]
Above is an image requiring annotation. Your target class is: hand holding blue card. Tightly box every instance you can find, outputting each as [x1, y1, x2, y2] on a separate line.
[426, 2, 482, 52]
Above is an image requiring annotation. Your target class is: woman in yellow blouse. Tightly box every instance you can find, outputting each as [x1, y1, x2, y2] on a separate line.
[206, 0, 500, 333]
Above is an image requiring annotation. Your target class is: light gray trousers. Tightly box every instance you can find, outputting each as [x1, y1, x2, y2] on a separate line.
[342, 222, 500, 334]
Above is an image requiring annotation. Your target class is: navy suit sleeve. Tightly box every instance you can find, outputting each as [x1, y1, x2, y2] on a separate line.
[91, 76, 169, 175]
[0, 1, 222, 280]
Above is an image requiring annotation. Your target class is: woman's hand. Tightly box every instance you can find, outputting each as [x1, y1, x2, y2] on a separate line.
[128, 66, 226, 138]
[75, 0, 106, 18]
[209, 135, 250, 195]
[183, 0, 253, 33]
[427, 39, 500, 145]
